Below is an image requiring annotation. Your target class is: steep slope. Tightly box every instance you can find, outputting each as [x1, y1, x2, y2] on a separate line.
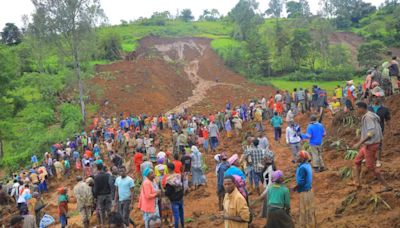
[90, 36, 273, 117]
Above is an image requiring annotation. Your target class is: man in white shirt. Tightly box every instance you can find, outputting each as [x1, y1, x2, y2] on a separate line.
[286, 121, 302, 163]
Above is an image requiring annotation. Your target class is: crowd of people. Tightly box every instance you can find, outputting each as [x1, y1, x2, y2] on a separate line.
[1, 56, 398, 228]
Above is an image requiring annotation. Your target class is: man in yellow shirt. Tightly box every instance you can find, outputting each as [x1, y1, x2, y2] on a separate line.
[223, 176, 250, 228]
[330, 97, 341, 115]
[334, 85, 343, 104]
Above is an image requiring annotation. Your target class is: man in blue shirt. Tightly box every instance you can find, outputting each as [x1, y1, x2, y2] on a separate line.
[217, 153, 230, 211]
[294, 150, 316, 228]
[114, 166, 135, 226]
[303, 115, 326, 172]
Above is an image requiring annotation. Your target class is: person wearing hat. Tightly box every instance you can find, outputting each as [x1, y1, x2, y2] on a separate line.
[294, 151, 316, 228]
[73, 176, 93, 228]
[353, 101, 392, 192]
[265, 170, 294, 228]
[216, 152, 230, 211]
[303, 115, 326, 173]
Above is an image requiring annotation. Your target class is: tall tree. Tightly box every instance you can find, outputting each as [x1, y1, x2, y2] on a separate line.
[319, 0, 376, 27]
[0, 45, 18, 158]
[266, 0, 285, 18]
[286, 0, 311, 18]
[31, 0, 106, 123]
[228, 0, 262, 40]
[199, 9, 220, 21]
[289, 29, 311, 68]
[357, 41, 386, 68]
[179, 9, 194, 22]
[1, 23, 22, 46]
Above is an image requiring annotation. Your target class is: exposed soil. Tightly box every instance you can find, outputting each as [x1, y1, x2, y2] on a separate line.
[3, 36, 400, 227]
[329, 31, 400, 69]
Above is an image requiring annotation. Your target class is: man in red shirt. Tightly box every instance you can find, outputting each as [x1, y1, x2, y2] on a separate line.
[202, 127, 209, 153]
[133, 151, 143, 177]
[172, 153, 182, 174]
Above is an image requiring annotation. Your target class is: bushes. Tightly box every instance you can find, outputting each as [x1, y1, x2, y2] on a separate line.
[98, 32, 122, 60]
[60, 103, 83, 130]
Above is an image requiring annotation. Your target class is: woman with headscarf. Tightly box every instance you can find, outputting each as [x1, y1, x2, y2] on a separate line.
[224, 154, 246, 181]
[265, 170, 294, 228]
[154, 158, 168, 178]
[190, 146, 206, 189]
[138, 167, 161, 228]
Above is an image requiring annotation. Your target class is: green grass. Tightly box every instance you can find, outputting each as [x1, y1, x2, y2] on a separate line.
[268, 78, 363, 95]
[99, 20, 233, 52]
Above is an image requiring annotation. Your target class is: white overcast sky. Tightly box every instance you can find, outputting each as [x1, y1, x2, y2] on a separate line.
[0, 0, 386, 28]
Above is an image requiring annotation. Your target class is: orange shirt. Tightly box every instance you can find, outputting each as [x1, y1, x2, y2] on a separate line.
[84, 150, 93, 158]
[203, 129, 209, 139]
[173, 160, 182, 174]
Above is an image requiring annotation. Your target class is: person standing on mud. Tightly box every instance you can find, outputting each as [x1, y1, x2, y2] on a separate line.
[93, 163, 113, 226]
[165, 163, 185, 228]
[303, 115, 326, 173]
[244, 139, 267, 195]
[222, 175, 250, 228]
[217, 153, 230, 211]
[265, 170, 294, 228]
[208, 121, 219, 152]
[368, 94, 391, 166]
[353, 102, 393, 192]
[270, 112, 283, 143]
[388, 56, 399, 94]
[73, 176, 93, 228]
[294, 151, 316, 228]
[114, 166, 135, 227]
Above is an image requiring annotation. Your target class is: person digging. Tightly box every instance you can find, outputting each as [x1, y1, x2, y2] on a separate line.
[352, 101, 392, 193]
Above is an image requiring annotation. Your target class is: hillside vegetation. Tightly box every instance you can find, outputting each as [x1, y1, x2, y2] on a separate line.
[1, 0, 400, 169]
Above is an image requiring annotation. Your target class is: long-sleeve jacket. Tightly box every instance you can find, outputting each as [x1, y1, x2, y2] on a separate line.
[138, 179, 158, 213]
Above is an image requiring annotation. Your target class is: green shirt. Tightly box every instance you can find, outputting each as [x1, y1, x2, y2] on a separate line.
[270, 116, 283, 128]
[267, 184, 290, 208]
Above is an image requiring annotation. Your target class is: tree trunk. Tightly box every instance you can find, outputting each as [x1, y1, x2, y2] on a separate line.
[76, 61, 86, 124]
[0, 135, 4, 159]
[72, 33, 86, 124]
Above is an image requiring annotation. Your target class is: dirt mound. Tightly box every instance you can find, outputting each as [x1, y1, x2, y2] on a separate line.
[89, 36, 273, 115]
[89, 58, 193, 115]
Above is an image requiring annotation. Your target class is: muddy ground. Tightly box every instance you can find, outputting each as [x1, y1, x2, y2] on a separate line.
[2, 36, 400, 227]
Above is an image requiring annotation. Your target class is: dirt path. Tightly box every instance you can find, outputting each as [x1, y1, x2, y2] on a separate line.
[153, 40, 241, 114]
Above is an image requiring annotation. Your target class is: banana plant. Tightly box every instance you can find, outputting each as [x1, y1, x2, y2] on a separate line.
[339, 166, 352, 179]
[345, 149, 358, 160]
[369, 194, 392, 211]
